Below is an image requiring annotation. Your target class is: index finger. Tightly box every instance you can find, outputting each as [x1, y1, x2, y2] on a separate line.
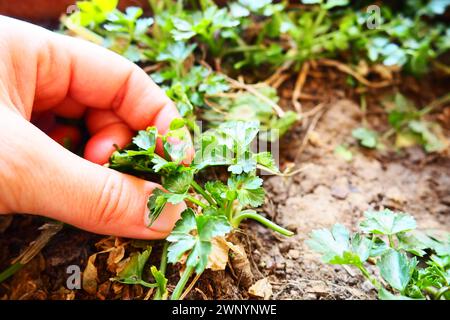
[1, 16, 183, 133]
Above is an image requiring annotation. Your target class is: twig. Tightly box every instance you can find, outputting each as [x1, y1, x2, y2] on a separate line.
[257, 164, 312, 177]
[419, 92, 450, 115]
[296, 108, 326, 158]
[222, 74, 285, 117]
[264, 60, 294, 86]
[292, 62, 310, 114]
[194, 288, 208, 300]
[179, 272, 202, 300]
[12, 222, 63, 265]
[302, 102, 326, 118]
[143, 63, 163, 73]
[318, 59, 392, 88]
[0, 221, 63, 283]
[272, 73, 290, 89]
[203, 97, 227, 115]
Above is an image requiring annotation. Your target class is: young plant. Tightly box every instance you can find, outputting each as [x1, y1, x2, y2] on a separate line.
[109, 119, 293, 299]
[307, 209, 450, 300]
[353, 93, 449, 153]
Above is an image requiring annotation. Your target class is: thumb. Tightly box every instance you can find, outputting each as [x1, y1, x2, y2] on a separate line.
[0, 108, 184, 239]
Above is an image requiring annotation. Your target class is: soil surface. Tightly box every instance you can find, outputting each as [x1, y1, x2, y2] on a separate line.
[0, 75, 449, 300]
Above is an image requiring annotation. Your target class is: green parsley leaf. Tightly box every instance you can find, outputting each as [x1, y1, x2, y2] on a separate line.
[167, 209, 232, 273]
[150, 266, 168, 299]
[228, 174, 265, 207]
[133, 127, 158, 152]
[306, 224, 372, 266]
[352, 127, 378, 148]
[360, 209, 417, 236]
[377, 249, 417, 292]
[114, 247, 156, 287]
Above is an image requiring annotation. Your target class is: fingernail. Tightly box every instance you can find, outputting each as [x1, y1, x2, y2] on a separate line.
[144, 200, 185, 233]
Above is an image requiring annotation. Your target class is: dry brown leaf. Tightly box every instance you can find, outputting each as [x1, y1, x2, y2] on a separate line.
[248, 278, 272, 300]
[82, 254, 98, 295]
[228, 242, 253, 288]
[224, 240, 246, 256]
[107, 245, 125, 273]
[206, 237, 230, 271]
[371, 64, 396, 80]
[115, 256, 131, 275]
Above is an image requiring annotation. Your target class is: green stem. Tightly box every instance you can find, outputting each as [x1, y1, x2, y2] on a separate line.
[358, 264, 381, 290]
[222, 45, 263, 56]
[424, 286, 439, 298]
[419, 93, 450, 116]
[388, 235, 395, 248]
[186, 196, 208, 209]
[435, 286, 449, 300]
[153, 242, 169, 300]
[139, 280, 158, 288]
[190, 180, 215, 206]
[225, 200, 234, 221]
[231, 211, 294, 236]
[170, 265, 195, 300]
[0, 262, 23, 283]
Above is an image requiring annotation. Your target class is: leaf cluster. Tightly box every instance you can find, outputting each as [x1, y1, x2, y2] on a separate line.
[307, 208, 450, 300]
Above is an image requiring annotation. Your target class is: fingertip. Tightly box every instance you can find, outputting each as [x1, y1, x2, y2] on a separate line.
[84, 122, 133, 164]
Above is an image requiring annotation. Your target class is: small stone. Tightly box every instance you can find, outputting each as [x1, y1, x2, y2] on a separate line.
[287, 249, 301, 260]
[385, 186, 406, 204]
[331, 186, 349, 199]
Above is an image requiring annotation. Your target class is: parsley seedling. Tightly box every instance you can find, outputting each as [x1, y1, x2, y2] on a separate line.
[307, 209, 450, 300]
[110, 119, 293, 299]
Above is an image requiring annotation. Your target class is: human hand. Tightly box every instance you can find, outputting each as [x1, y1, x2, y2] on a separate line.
[0, 16, 191, 239]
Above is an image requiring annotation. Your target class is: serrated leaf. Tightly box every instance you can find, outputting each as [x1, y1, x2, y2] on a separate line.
[163, 169, 193, 193]
[360, 209, 417, 236]
[307, 224, 350, 262]
[204, 181, 228, 206]
[352, 127, 378, 148]
[254, 152, 279, 173]
[167, 209, 232, 274]
[133, 127, 157, 152]
[228, 175, 265, 207]
[378, 249, 417, 292]
[115, 247, 156, 287]
[157, 42, 196, 62]
[307, 224, 372, 266]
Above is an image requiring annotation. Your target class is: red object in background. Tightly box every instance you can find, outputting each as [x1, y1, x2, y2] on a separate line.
[0, 0, 149, 22]
[48, 125, 82, 151]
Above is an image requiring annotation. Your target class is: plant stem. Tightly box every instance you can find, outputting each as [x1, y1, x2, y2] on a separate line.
[186, 196, 208, 209]
[171, 265, 195, 300]
[388, 235, 395, 248]
[225, 200, 234, 221]
[0, 263, 23, 283]
[137, 280, 158, 288]
[231, 211, 294, 236]
[357, 264, 381, 290]
[153, 242, 169, 300]
[435, 286, 449, 300]
[190, 180, 216, 206]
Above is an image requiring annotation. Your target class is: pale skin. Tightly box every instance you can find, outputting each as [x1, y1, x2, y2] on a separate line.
[0, 16, 191, 239]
